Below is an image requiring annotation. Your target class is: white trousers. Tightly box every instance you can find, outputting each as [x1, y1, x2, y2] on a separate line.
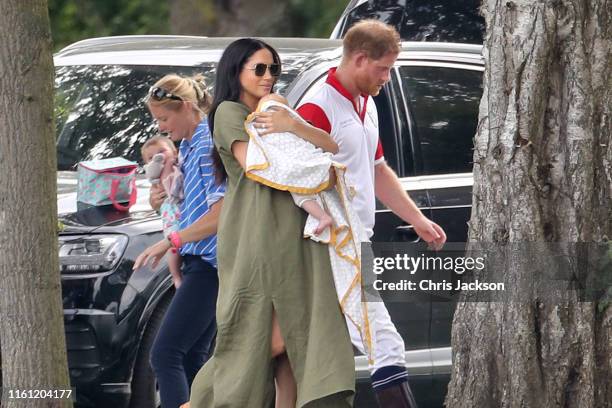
[346, 299, 406, 374]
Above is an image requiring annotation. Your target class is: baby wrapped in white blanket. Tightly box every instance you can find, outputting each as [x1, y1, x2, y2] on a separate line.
[244, 94, 376, 363]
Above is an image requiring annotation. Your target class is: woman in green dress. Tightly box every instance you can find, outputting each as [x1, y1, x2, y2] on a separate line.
[189, 38, 355, 408]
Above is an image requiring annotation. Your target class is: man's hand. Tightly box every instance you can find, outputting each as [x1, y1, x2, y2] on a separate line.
[412, 216, 447, 250]
[149, 183, 167, 211]
[374, 162, 447, 250]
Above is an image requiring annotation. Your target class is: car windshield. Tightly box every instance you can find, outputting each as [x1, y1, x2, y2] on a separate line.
[55, 63, 298, 170]
[340, 0, 485, 44]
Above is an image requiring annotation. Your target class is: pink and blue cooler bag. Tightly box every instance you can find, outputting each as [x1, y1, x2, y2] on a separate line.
[77, 157, 138, 211]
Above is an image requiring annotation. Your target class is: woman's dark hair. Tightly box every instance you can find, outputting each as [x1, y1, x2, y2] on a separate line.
[209, 38, 281, 183]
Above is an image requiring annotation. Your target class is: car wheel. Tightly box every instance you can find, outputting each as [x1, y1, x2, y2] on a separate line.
[130, 291, 173, 408]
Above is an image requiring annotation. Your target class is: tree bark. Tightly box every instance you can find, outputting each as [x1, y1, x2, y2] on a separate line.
[446, 0, 611, 407]
[169, 0, 291, 37]
[0, 1, 72, 407]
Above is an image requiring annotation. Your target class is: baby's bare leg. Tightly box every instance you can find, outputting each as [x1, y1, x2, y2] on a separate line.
[167, 250, 183, 288]
[301, 199, 333, 235]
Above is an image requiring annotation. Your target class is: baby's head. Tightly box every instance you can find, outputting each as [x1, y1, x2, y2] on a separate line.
[261, 93, 288, 105]
[141, 135, 177, 164]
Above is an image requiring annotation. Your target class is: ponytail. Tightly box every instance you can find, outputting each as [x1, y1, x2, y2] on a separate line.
[191, 74, 212, 114]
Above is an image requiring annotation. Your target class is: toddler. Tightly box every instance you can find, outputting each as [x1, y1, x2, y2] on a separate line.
[141, 135, 184, 288]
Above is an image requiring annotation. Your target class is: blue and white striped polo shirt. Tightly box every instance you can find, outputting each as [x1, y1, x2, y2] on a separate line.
[178, 118, 226, 267]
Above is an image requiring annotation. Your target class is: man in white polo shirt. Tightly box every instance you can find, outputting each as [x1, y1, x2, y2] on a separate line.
[298, 20, 446, 408]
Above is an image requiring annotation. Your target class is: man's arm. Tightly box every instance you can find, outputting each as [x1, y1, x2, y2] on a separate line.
[254, 109, 338, 153]
[375, 162, 446, 248]
[294, 102, 339, 152]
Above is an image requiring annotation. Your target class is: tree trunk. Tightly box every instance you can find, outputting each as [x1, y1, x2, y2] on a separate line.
[446, 0, 611, 407]
[169, 0, 290, 37]
[0, 1, 72, 407]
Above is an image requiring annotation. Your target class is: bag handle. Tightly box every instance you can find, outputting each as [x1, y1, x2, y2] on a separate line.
[110, 178, 137, 212]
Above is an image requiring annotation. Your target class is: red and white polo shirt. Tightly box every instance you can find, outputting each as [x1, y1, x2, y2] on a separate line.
[297, 67, 384, 239]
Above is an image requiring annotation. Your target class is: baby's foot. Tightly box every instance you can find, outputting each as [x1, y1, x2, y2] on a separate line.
[314, 213, 333, 235]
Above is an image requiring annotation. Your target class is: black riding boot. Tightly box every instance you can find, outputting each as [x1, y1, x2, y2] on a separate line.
[375, 381, 418, 408]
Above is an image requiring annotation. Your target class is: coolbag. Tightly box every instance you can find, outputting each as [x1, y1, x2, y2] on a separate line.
[77, 157, 138, 211]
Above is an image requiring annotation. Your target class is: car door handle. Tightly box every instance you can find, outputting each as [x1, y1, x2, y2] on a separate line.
[395, 225, 421, 243]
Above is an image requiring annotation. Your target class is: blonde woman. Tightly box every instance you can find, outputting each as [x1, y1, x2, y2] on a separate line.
[134, 74, 225, 408]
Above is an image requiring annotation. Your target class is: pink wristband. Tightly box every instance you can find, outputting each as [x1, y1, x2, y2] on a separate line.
[168, 232, 182, 249]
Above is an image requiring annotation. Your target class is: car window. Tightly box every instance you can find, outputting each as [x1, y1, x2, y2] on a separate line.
[372, 89, 400, 174]
[55, 63, 300, 171]
[399, 65, 482, 175]
[337, 0, 485, 44]
[55, 64, 214, 170]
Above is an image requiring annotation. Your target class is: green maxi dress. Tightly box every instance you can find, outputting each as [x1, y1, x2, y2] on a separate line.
[190, 101, 355, 408]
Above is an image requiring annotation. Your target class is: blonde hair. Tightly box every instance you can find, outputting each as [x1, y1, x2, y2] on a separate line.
[146, 73, 212, 115]
[343, 20, 401, 60]
[140, 135, 177, 163]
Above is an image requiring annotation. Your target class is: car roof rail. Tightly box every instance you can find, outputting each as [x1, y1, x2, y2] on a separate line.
[400, 41, 482, 54]
[56, 35, 209, 55]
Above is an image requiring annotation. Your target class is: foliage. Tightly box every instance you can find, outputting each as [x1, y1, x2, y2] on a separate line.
[286, 0, 347, 38]
[48, 0, 171, 51]
[48, 0, 347, 52]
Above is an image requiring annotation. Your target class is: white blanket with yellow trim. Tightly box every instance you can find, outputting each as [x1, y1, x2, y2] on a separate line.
[245, 99, 376, 364]
[244, 100, 333, 194]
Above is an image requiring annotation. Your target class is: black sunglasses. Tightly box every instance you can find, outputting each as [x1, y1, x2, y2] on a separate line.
[149, 87, 183, 101]
[248, 63, 281, 77]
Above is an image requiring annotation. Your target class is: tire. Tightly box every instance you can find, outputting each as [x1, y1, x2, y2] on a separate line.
[129, 291, 173, 408]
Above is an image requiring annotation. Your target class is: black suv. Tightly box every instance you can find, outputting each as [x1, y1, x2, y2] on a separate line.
[53, 36, 482, 407]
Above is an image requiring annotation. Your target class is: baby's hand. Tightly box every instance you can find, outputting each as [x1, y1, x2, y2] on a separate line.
[149, 183, 167, 210]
